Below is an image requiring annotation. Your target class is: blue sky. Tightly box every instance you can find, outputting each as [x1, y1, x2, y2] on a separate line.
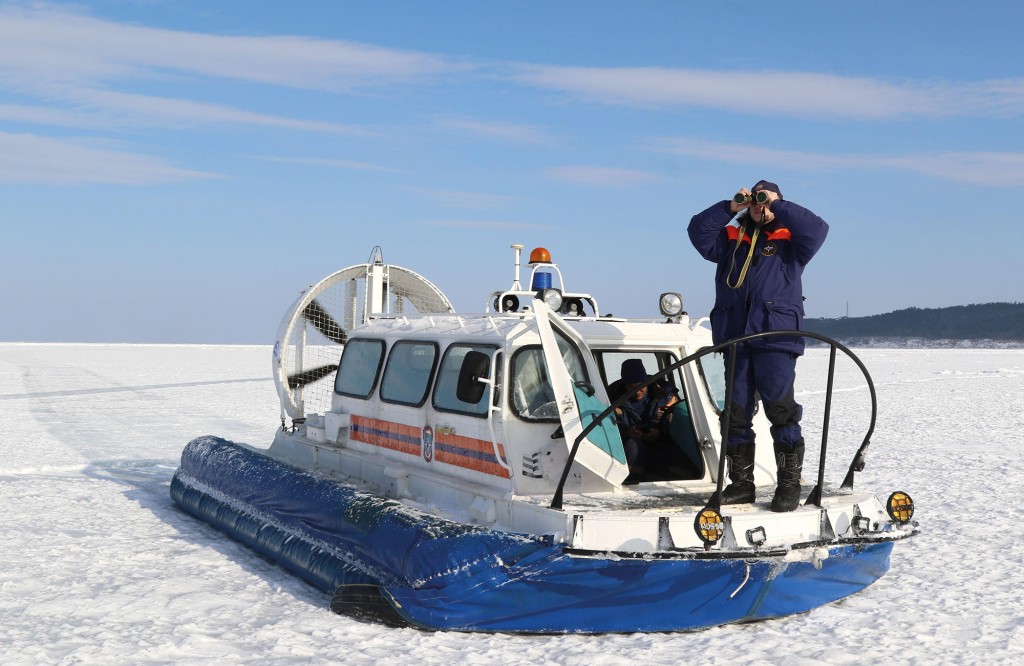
[2, 1, 1022, 343]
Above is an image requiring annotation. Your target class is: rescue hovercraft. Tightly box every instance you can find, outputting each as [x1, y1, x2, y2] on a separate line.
[170, 244, 919, 633]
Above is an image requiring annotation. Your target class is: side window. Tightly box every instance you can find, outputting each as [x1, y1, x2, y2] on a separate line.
[335, 339, 385, 398]
[380, 341, 438, 406]
[432, 344, 498, 416]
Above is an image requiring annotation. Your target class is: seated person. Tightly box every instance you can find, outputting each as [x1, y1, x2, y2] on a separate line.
[613, 359, 679, 478]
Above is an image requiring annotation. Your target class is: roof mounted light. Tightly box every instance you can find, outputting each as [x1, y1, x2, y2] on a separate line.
[537, 288, 563, 311]
[660, 292, 684, 317]
[529, 247, 552, 264]
[531, 271, 552, 290]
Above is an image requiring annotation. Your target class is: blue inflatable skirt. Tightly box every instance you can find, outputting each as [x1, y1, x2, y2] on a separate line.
[171, 436, 893, 633]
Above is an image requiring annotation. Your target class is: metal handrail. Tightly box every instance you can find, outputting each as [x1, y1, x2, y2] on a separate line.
[550, 330, 877, 511]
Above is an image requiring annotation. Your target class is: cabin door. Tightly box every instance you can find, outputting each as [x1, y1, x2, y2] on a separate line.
[533, 303, 629, 486]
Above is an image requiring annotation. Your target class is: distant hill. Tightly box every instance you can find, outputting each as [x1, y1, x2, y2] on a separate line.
[804, 302, 1024, 348]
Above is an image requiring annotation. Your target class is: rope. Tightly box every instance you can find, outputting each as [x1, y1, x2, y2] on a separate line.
[725, 224, 761, 290]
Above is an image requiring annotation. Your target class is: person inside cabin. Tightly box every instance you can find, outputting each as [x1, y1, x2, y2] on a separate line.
[613, 359, 679, 480]
[687, 180, 829, 512]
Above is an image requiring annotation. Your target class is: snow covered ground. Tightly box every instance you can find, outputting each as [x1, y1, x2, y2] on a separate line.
[1, 343, 1021, 665]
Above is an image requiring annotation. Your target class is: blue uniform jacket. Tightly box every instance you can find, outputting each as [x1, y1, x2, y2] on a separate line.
[616, 386, 676, 430]
[687, 199, 829, 355]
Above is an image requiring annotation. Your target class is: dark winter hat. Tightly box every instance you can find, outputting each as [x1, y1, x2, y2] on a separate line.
[620, 359, 650, 385]
[751, 179, 783, 200]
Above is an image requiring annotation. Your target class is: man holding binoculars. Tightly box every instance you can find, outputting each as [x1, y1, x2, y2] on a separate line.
[687, 180, 829, 512]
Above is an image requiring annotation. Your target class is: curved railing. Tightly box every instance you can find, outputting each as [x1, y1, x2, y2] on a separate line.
[550, 330, 877, 511]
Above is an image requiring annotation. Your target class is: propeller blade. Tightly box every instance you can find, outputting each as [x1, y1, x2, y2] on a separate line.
[287, 363, 339, 389]
[303, 299, 347, 344]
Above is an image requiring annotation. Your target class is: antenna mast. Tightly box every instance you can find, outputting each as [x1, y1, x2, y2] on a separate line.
[510, 244, 525, 291]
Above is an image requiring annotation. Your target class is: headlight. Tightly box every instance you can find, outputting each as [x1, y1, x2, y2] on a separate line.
[537, 288, 563, 311]
[659, 292, 683, 317]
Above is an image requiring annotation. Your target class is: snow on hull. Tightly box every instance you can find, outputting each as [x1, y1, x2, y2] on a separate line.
[171, 436, 894, 633]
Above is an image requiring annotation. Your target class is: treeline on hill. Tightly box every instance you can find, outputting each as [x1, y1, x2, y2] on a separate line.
[804, 302, 1024, 341]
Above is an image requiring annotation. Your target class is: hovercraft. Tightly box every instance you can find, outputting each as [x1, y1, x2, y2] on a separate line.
[171, 244, 918, 633]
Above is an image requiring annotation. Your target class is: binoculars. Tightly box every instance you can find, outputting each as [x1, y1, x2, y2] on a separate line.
[733, 190, 771, 206]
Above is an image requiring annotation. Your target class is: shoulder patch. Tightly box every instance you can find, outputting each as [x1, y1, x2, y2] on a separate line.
[726, 226, 752, 244]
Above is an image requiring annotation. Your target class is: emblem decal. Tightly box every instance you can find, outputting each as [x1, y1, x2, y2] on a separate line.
[422, 425, 434, 462]
[761, 241, 777, 257]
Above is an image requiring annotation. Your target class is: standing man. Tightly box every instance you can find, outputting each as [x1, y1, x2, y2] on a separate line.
[687, 180, 829, 512]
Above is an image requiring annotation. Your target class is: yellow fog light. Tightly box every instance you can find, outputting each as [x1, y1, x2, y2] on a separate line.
[886, 491, 915, 524]
[694, 507, 725, 547]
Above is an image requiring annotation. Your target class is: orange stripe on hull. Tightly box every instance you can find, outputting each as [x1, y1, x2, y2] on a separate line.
[349, 416, 510, 478]
[436, 432, 511, 479]
[350, 415, 421, 457]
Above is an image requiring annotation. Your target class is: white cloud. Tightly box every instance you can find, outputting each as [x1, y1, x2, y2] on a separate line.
[0, 5, 464, 135]
[418, 220, 550, 229]
[2, 93, 368, 134]
[3, 5, 1021, 190]
[4, 5, 1021, 138]
[441, 119, 553, 145]
[412, 187, 520, 209]
[0, 132, 221, 184]
[647, 137, 1024, 188]
[545, 165, 668, 187]
[257, 156, 391, 172]
[0, 102, 108, 129]
[880, 151, 1024, 188]
[0, 6, 463, 91]
[514, 65, 1024, 120]
[645, 138, 849, 169]
[61, 89, 372, 134]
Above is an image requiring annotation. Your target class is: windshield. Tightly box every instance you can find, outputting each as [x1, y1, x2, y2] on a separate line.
[510, 330, 588, 422]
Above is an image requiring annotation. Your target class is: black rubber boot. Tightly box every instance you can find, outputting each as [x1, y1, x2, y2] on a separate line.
[721, 442, 756, 504]
[770, 440, 805, 512]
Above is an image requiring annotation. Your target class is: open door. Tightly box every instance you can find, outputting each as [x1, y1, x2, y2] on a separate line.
[532, 301, 629, 487]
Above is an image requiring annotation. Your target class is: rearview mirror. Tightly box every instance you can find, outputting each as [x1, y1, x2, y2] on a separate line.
[456, 351, 490, 404]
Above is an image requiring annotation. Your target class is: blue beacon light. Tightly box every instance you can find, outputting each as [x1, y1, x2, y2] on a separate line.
[531, 271, 552, 290]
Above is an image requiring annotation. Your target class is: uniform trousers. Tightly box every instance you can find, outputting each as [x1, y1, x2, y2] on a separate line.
[722, 346, 803, 454]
